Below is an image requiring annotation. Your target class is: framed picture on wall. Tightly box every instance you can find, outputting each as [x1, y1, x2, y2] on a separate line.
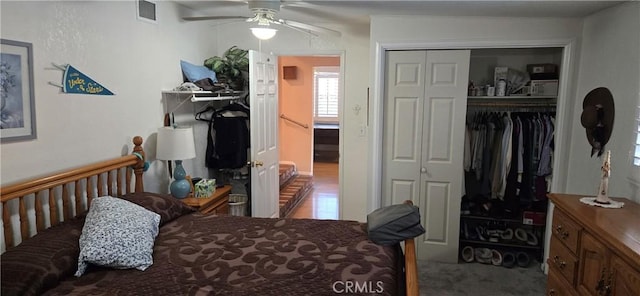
[1, 39, 36, 142]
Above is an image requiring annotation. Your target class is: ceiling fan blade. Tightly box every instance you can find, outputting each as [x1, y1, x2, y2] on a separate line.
[279, 19, 341, 37]
[182, 15, 250, 21]
[276, 21, 319, 37]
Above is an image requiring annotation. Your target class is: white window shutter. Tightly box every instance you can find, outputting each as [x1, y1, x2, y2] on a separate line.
[313, 67, 340, 123]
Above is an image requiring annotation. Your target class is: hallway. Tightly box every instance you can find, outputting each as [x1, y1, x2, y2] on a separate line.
[289, 162, 339, 219]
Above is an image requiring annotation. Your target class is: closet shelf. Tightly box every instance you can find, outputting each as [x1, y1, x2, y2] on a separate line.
[468, 95, 556, 99]
[162, 90, 243, 102]
[467, 96, 556, 109]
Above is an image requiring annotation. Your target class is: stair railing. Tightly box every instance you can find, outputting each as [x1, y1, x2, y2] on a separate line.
[280, 114, 309, 129]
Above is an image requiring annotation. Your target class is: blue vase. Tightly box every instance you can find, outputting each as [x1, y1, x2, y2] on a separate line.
[170, 160, 191, 199]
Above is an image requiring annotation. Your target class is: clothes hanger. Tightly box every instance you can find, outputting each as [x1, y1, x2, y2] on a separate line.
[214, 103, 250, 117]
[195, 104, 217, 122]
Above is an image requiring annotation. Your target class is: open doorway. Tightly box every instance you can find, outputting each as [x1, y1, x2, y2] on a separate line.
[277, 55, 341, 219]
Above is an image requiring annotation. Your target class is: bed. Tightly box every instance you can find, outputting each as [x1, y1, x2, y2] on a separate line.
[1, 136, 419, 295]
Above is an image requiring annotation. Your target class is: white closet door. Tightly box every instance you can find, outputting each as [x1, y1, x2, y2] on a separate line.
[249, 50, 279, 218]
[382, 50, 427, 207]
[383, 49, 469, 262]
[418, 50, 469, 262]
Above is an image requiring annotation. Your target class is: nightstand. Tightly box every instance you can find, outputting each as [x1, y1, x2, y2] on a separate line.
[181, 185, 232, 214]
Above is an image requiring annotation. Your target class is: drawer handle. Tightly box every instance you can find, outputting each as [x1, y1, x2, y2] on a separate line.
[548, 288, 556, 296]
[596, 268, 606, 293]
[555, 225, 569, 239]
[553, 255, 566, 269]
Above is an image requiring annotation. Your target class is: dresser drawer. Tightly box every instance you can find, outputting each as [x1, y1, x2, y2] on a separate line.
[552, 209, 582, 253]
[200, 195, 229, 214]
[547, 268, 578, 296]
[549, 236, 579, 286]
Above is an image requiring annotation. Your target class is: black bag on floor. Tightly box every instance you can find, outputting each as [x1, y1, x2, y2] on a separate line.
[367, 203, 425, 245]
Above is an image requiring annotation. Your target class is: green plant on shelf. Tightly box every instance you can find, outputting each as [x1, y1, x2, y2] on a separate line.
[204, 46, 248, 91]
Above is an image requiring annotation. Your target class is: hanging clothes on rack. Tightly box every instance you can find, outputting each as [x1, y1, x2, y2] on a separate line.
[463, 108, 555, 217]
[198, 102, 250, 170]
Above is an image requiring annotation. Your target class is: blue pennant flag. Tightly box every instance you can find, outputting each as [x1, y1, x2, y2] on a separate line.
[63, 65, 114, 95]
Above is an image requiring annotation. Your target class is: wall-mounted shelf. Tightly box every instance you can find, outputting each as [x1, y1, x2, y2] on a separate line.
[162, 90, 243, 102]
[467, 96, 556, 109]
[468, 95, 556, 100]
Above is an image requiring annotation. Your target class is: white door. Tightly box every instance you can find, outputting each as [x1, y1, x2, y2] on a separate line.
[383, 50, 470, 262]
[249, 50, 279, 218]
[382, 50, 426, 207]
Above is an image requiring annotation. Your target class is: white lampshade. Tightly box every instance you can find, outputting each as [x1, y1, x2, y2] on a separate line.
[250, 27, 277, 40]
[156, 126, 196, 161]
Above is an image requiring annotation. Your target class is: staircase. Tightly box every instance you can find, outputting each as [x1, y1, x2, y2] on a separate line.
[279, 162, 313, 218]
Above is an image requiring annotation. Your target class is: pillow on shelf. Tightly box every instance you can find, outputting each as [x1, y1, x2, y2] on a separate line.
[75, 196, 160, 276]
[119, 192, 195, 226]
[180, 60, 218, 83]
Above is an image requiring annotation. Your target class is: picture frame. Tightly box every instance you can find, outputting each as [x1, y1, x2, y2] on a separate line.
[1, 39, 36, 142]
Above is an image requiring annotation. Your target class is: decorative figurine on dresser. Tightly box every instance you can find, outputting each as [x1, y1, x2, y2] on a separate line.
[596, 150, 612, 204]
[579, 150, 624, 209]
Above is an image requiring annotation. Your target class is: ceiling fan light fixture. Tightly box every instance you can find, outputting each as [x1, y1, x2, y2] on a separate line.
[251, 27, 277, 40]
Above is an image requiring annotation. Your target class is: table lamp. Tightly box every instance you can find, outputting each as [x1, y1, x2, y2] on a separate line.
[156, 126, 196, 199]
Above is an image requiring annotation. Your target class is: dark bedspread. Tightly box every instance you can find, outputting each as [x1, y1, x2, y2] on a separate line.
[39, 214, 402, 295]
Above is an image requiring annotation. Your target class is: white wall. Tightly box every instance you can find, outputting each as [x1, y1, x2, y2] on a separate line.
[0, 1, 217, 193]
[566, 2, 640, 202]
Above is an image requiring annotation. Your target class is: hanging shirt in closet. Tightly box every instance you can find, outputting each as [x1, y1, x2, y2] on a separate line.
[205, 104, 250, 169]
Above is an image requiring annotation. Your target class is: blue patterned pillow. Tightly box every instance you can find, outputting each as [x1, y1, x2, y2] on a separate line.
[75, 196, 160, 276]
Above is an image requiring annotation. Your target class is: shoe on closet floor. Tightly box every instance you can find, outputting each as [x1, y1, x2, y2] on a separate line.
[474, 248, 492, 264]
[491, 249, 503, 266]
[502, 252, 516, 268]
[461, 246, 475, 263]
[516, 252, 531, 267]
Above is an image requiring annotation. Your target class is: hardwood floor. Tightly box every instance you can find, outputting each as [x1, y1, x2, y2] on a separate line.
[289, 162, 339, 219]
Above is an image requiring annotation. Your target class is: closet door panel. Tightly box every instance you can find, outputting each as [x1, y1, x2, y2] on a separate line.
[391, 98, 420, 160]
[391, 180, 418, 207]
[421, 180, 450, 243]
[426, 98, 454, 161]
[417, 50, 470, 262]
[383, 51, 426, 207]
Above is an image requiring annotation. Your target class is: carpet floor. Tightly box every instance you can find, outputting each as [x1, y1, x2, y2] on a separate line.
[417, 260, 547, 296]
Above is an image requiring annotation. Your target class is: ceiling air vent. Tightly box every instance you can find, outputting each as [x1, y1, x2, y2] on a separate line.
[137, 0, 157, 24]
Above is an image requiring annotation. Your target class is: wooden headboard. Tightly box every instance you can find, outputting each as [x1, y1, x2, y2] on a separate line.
[0, 136, 146, 250]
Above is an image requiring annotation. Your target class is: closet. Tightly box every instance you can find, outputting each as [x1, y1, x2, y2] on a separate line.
[160, 49, 280, 219]
[162, 90, 252, 212]
[382, 47, 563, 263]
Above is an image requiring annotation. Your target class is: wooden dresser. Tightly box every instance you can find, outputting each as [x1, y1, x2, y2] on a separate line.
[181, 185, 232, 214]
[547, 193, 640, 296]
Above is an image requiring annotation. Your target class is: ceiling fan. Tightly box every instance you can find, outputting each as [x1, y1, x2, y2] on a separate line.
[182, 0, 341, 40]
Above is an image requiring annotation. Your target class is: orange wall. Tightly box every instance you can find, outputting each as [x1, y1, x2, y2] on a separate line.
[279, 56, 340, 174]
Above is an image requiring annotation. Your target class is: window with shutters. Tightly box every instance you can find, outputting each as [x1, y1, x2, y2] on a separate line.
[313, 66, 340, 123]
